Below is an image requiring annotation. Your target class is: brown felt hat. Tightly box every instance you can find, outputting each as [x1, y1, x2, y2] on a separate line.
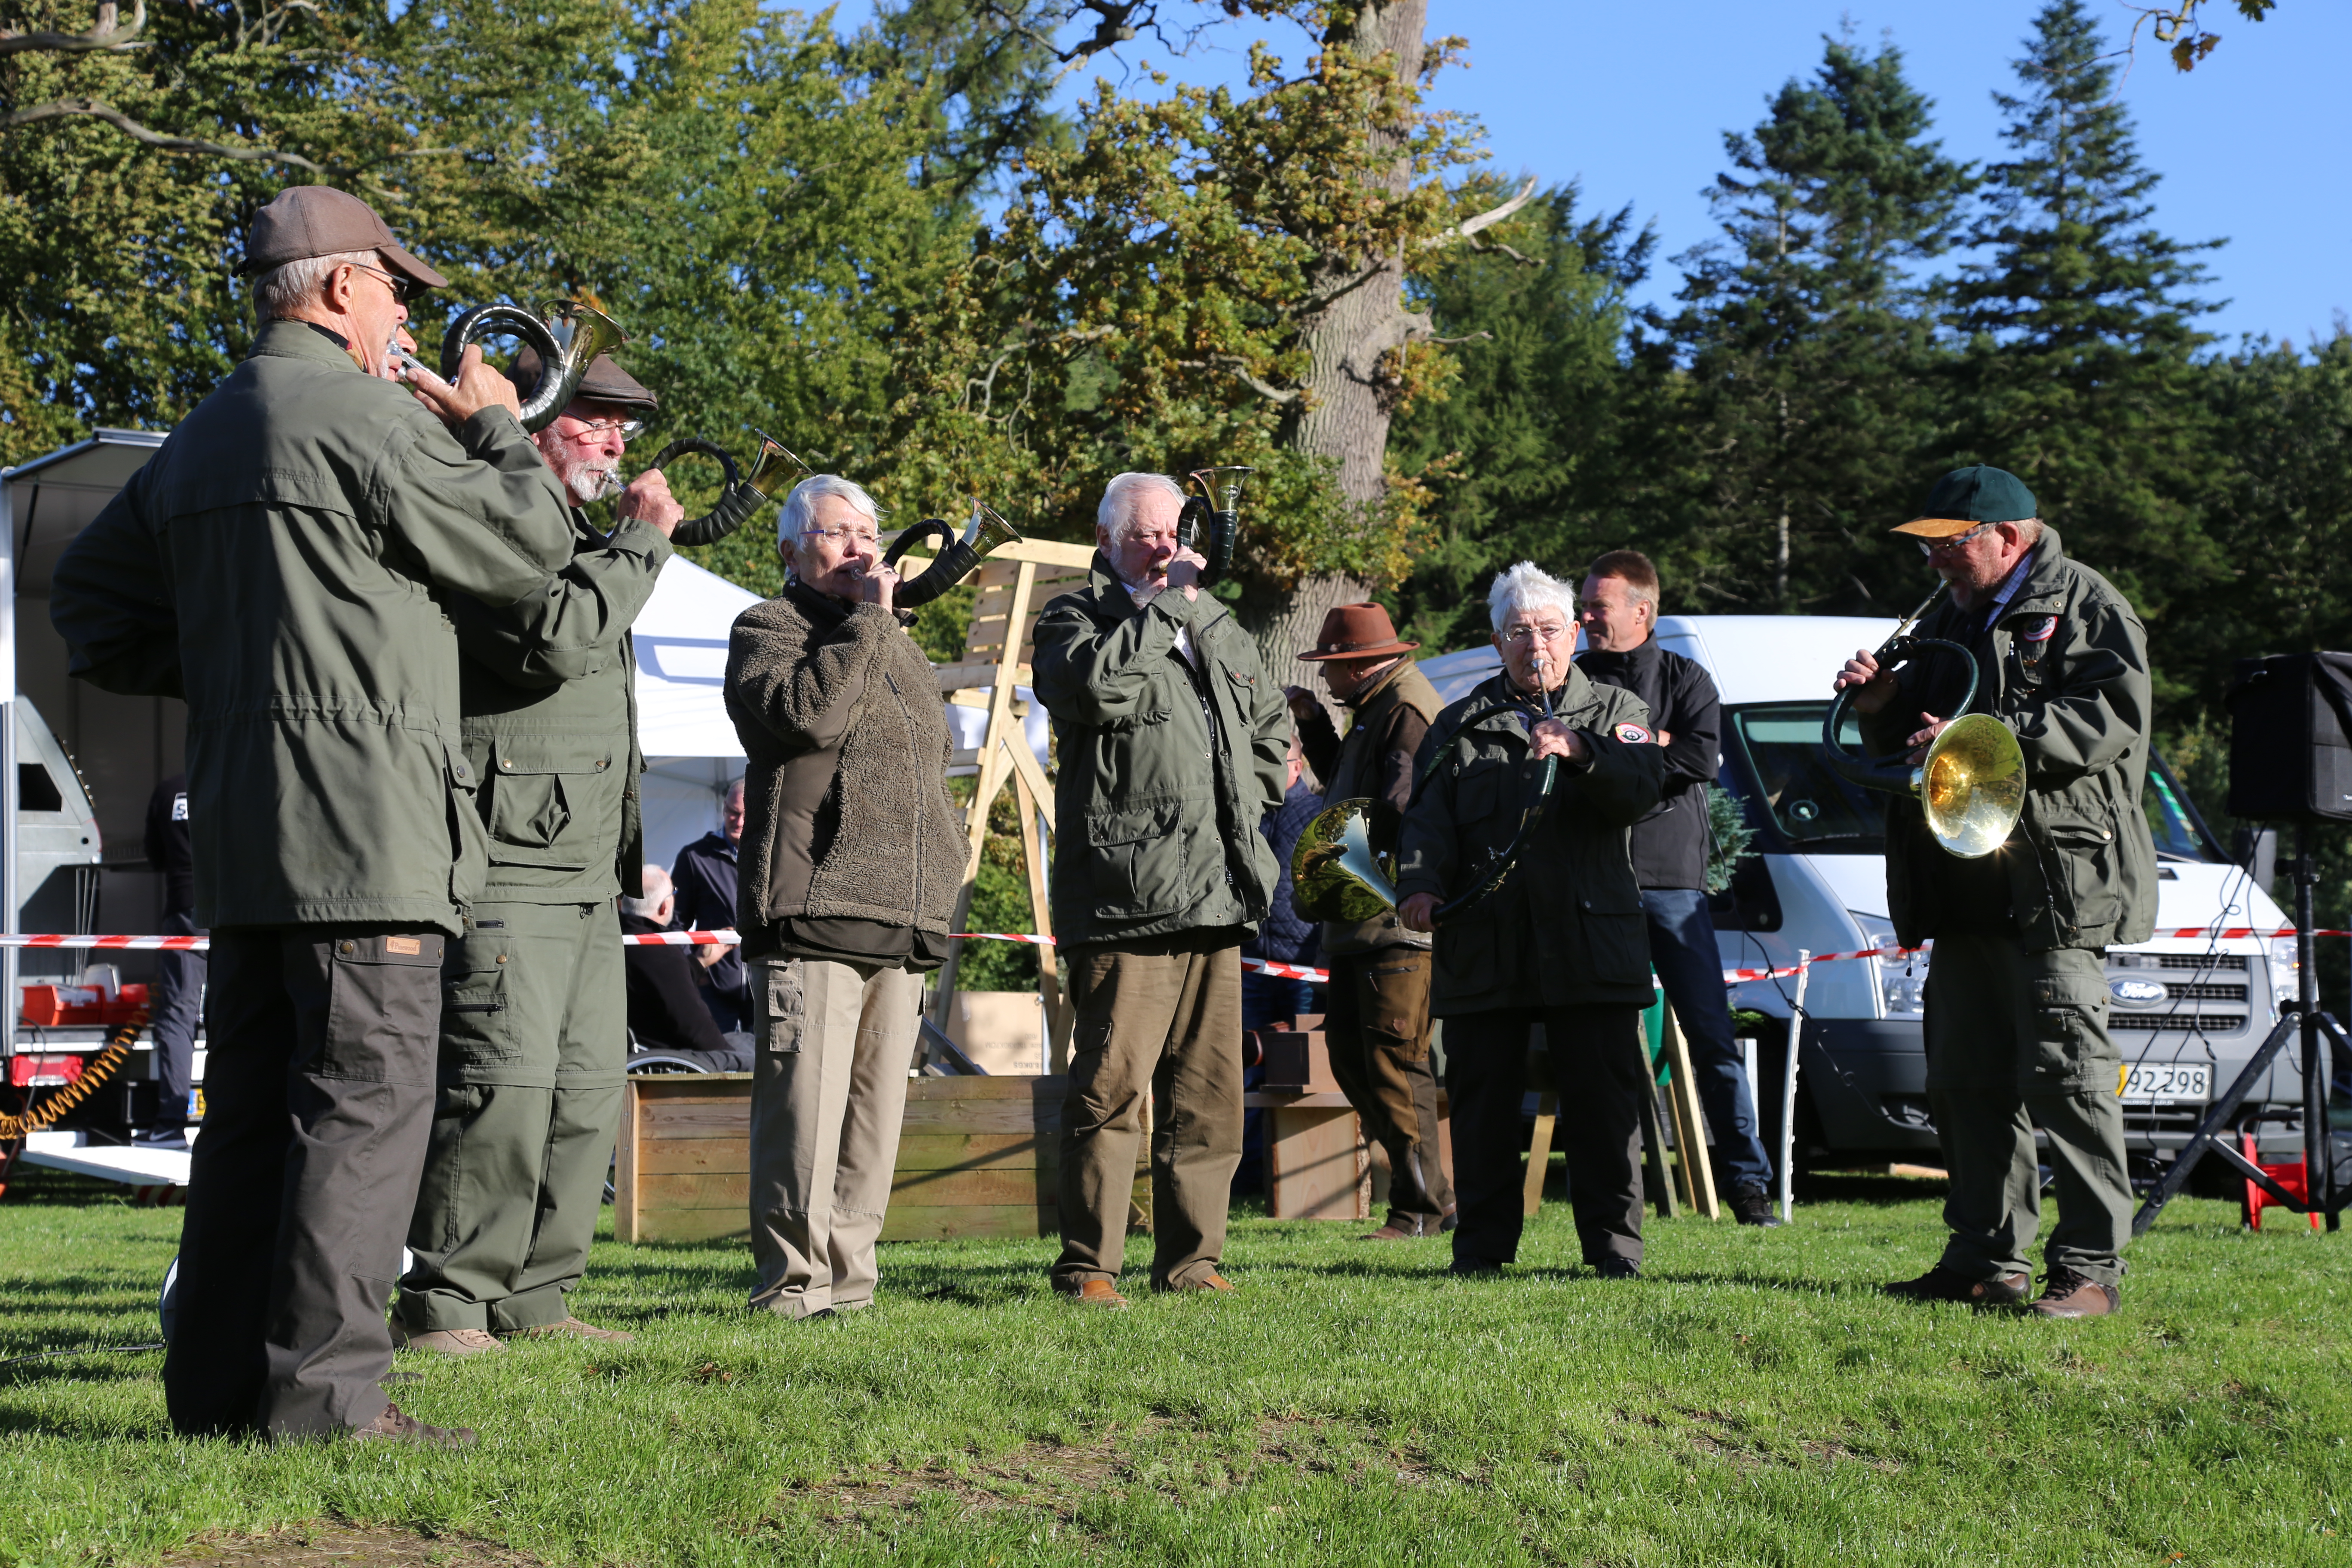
[508, 345, 660, 413]
[1297, 603, 1418, 663]
[239, 186, 448, 290]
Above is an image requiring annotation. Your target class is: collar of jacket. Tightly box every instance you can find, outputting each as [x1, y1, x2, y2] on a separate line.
[1998, 526, 2073, 618]
[1085, 549, 1226, 631]
[1344, 655, 1416, 711]
[250, 317, 367, 372]
[1460, 663, 1608, 735]
[1573, 633, 1659, 687]
[698, 829, 738, 865]
[783, 576, 916, 631]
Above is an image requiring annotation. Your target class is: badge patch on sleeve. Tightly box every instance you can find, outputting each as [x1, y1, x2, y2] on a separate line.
[1613, 722, 1654, 745]
[2022, 615, 2059, 642]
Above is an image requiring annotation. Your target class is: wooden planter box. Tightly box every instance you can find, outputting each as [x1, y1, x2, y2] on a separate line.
[612, 1073, 1148, 1244]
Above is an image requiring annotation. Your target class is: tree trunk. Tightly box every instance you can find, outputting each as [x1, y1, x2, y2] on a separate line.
[1242, 0, 1426, 695]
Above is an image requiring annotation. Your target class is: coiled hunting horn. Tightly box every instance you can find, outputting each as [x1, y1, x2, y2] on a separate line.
[641, 433, 808, 548]
[879, 501, 1026, 610]
[438, 300, 628, 434]
[1176, 465, 1252, 587]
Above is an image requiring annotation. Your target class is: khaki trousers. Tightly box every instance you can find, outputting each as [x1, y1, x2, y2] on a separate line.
[1924, 933, 2133, 1288]
[401, 901, 625, 1334]
[1323, 947, 1454, 1231]
[1052, 934, 1243, 1292]
[746, 956, 921, 1317]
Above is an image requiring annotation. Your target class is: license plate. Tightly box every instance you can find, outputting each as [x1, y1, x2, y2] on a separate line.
[2117, 1061, 2212, 1102]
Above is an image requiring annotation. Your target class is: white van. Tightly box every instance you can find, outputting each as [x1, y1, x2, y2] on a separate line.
[1420, 614, 2304, 1177]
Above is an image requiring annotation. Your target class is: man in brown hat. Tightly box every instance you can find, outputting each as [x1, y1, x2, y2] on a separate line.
[397, 348, 685, 1352]
[1284, 606, 1456, 1239]
[52, 184, 577, 1445]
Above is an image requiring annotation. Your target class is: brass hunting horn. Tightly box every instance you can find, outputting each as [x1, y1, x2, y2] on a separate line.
[1177, 466, 1252, 586]
[879, 501, 1025, 610]
[1820, 584, 2026, 858]
[641, 433, 807, 548]
[1290, 799, 1401, 923]
[439, 300, 628, 434]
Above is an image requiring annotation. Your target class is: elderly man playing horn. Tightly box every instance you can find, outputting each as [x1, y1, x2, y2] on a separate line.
[725, 475, 965, 1319]
[51, 185, 577, 1445]
[1836, 466, 2155, 1319]
[395, 349, 683, 1354]
[1032, 472, 1288, 1306]
[1395, 562, 1664, 1279]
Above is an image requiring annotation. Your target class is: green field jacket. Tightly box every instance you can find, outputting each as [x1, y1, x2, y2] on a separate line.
[1396, 668, 1664, 1015]
[49, 320, 576, 933]
[1031, 555, 1288, 947]
[452, 508, 673, 903]
[1859, 527, 2159, 954]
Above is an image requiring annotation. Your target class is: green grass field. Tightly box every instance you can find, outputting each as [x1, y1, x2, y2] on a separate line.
[1, 1166, 2345, 1568]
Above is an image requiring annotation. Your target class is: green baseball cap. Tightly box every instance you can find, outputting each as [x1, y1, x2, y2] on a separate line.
[1892, 466, 2037, 539]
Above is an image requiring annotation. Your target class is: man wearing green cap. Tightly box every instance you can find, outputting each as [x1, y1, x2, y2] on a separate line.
[1834, 465, 2156, 1319]
[396, 349, 684, 1353]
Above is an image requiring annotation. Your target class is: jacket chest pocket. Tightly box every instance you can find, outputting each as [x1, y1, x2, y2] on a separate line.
[483, 734, 618, 867]
[1085, 801, 1186, 919]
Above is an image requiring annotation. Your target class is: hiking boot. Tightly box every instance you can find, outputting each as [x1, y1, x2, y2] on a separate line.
[2028, 1267, 2119, 1319]
[1883, 1264, 2029, 1307]
[1059, 1278, 1129, 1308]
[391, 1323, 506, 1356]
[351, 1402, 475, 1448]
[1593, 1256, 1642, 1280]
[1728, 1188, 1785, 1228]
[510, 1317, 634, 1343]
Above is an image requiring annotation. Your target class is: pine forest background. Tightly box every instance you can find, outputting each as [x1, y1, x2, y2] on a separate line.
[5, 0, 2347, 987]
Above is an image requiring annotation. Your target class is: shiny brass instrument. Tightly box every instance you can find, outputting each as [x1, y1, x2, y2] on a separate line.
[1821, 583, 2027, 859]
[1290, 799, 1400, 922]
[1176, 466, 1251, 586]
[439, 300, 628, 434]
[880, 501, 1026, 609]
[642, 433, 807, 547]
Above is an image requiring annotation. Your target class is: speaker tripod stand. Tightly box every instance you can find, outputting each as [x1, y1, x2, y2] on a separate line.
[2132, 822, 2352, 1235]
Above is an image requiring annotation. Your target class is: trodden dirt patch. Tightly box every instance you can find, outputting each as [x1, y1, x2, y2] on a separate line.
[160, 1525, 543, 1568]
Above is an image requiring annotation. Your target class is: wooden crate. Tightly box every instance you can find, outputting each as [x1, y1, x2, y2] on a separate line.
[612, 1073, 1149, 1244]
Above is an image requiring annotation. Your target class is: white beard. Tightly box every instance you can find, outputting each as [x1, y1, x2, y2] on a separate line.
[551, 451, 623, 508]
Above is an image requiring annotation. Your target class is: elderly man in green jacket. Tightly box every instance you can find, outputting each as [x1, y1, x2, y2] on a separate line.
[50, 186, 578, 1445]
[1837, 466, 2156, 1319]
[1396, 562, 1666, 1280]
[1032, 472, 1289, 1306]
[396, 350, 683, 1353]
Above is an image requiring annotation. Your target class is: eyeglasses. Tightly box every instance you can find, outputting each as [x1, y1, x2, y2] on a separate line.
[1500, 622, 1574, 646]
[345, 260, 424, 306]
[802, 524, 880, 548]
[1918, 522, 1993, 557]
[563, 416, 646, 444]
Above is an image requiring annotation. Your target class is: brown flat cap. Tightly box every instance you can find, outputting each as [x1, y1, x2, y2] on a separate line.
[1298, 603, 1418, 663]
[508, 345, 659, 413]
[239, 185, 448, 290]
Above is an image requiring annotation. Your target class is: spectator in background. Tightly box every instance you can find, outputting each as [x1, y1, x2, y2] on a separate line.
[139, 773, 199, 1149]
[1240, 730, 1323, 1031]
[671, 778, 750, 1031]
[621, 866, 751, 1072]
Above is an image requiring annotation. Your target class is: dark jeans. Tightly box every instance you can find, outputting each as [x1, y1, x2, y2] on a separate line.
[1241, 971, 1318, 1031]
[1641, 888, 1774, 1194]
[165, 927, 444, 1438]
[699, 978, 752, 1034]
[1444, 1004, 1646, 1269]
[151, 908, 206, 1129]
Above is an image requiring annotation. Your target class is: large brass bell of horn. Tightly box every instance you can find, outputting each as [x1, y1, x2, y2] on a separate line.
[1290, 799, 1399, 922]
[1914, 713, 2026, 858]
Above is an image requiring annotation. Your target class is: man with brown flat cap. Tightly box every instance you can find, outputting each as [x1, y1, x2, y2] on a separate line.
[51, 184, 578, 1445]
[1284, 605, 1456, 1239]
[1834, 465, 2155, 1319]
[397, 348, 685, 1353]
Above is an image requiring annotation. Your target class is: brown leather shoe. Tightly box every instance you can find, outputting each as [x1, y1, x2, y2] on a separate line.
[352, 1402, 475, 1448]
[1883, 1264, 2030, 1307]
[1360, 1216, 1440, 1240]
[1158, 1272, 1235, 1293]
[2027, 1267, 2119, 1318]
[510, 1317, 635, 1343]
[391, 1323, 507, 1355]
[1060, 1278, 1129, 1308]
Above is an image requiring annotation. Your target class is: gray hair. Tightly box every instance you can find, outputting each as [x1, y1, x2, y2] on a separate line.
[620, 864, 672, 919]
[776, 474, 881, 555]
[1488, 560, 1578, 633]
[1096, 472, 1186, 549]
[252, 249, 380, 323]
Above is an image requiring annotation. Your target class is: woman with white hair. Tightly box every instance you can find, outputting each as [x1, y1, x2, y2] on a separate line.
[722, 475, 965, 1319]
[1393, 560, 1666, 1280]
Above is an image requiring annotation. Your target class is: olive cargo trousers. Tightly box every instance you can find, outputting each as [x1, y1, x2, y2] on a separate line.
[1052, 933, 1244, 1292]
[165, 928, 445, 1438]
[1924, 934, 2133, 1288]
[1323, 947, 1454, 1232]
[747, 956, 922, 1318]
[400, 901, 626, 1334]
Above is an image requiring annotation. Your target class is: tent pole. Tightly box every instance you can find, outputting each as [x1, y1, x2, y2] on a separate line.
[0, 474, 18, 1060]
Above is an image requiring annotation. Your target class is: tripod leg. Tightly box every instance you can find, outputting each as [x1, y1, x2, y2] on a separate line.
[2132, 1011, 2300, 1237]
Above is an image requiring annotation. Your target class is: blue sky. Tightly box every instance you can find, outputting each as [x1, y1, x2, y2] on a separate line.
[826, 0, 2346, 350]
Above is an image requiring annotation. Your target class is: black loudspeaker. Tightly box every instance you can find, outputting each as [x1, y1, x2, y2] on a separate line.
[2226, 652, 2352, 822]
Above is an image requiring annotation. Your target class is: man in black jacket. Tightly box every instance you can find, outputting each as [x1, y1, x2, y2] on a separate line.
[1574, 550, 1779, 1227]
[671, 779, 750, 1030]
[139, 774, 201, 1148]
[621, 867, 751, 1071]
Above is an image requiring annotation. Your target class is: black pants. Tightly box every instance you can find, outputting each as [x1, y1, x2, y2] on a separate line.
[165, 927, 444, 1438]
[150, 908, 206, 1128]
[1444, 1005, 1646, 1269]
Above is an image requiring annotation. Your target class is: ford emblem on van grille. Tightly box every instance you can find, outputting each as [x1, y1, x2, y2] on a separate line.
[2109, 977, 2169, 1008]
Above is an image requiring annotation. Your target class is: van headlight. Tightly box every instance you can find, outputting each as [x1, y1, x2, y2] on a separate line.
[2268, 935, 2300, 1018]
[1862, 926, 1925, 1018]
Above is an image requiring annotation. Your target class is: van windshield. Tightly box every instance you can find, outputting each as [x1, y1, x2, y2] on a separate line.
[1720, 701, 2224, 861]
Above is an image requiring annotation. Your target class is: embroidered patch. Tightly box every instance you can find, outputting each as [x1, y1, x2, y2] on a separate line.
[2021, 615, 2059, 643]
[1614, 722, 1653, 745]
